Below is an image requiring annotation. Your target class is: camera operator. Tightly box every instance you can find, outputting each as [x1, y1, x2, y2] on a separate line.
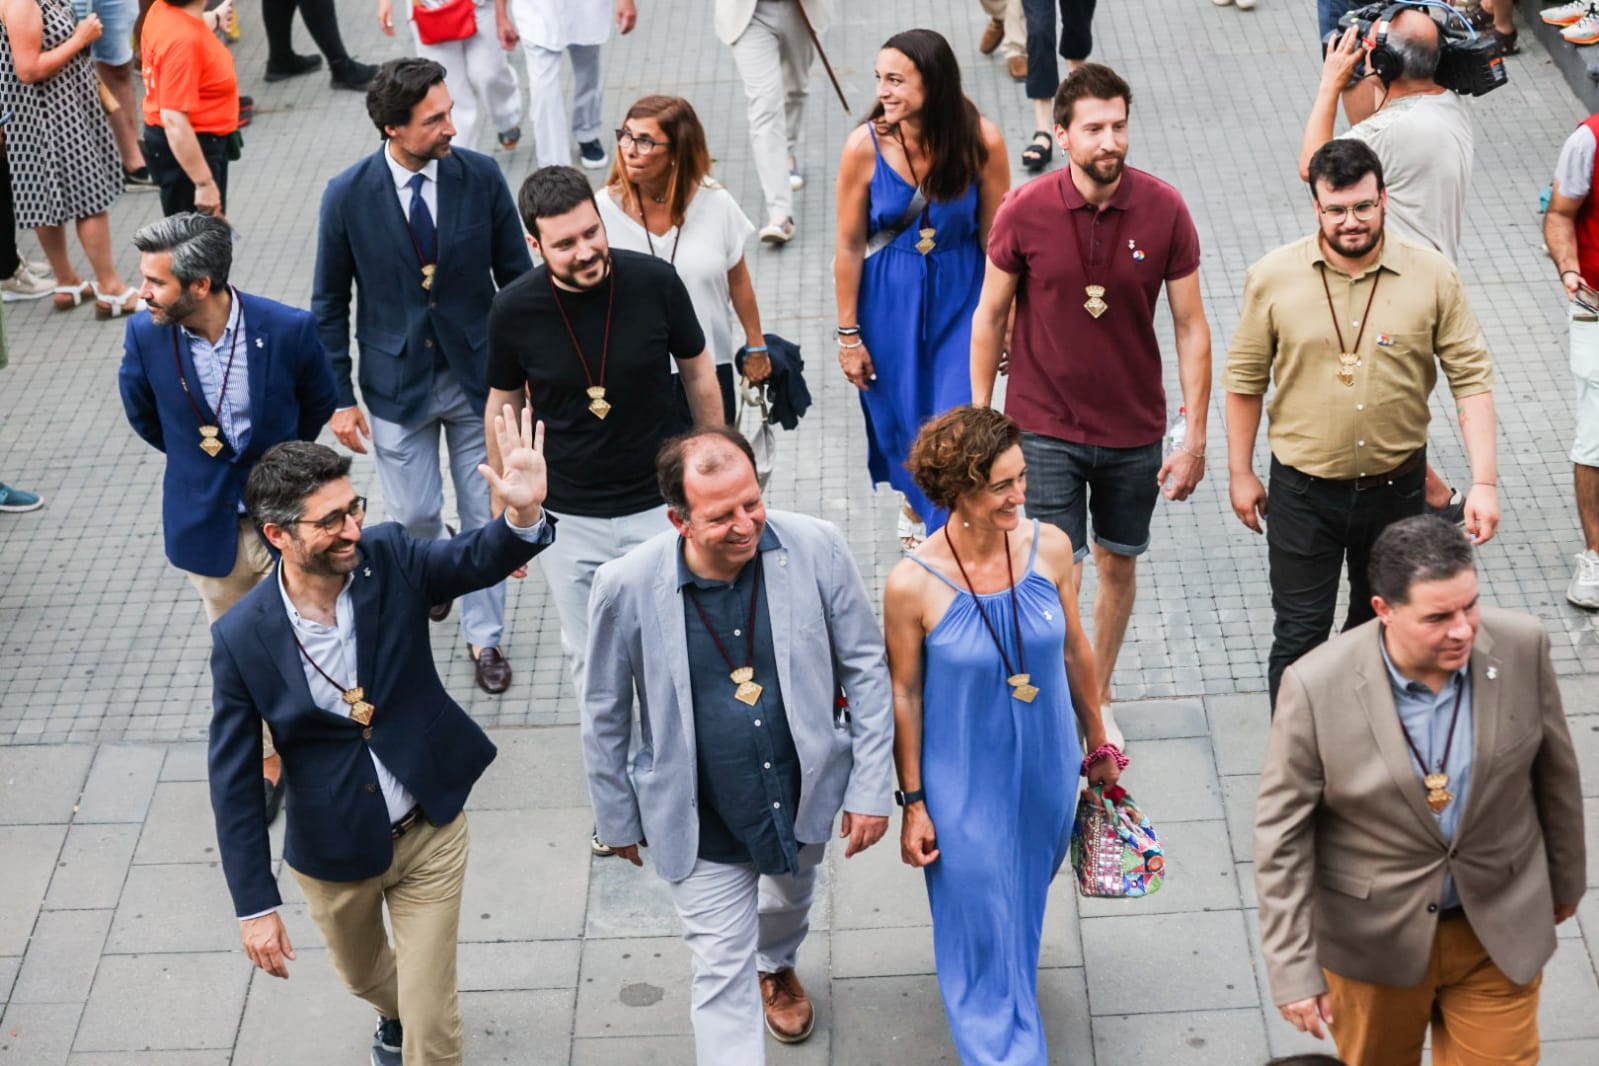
[1299, 8, 1473, 519]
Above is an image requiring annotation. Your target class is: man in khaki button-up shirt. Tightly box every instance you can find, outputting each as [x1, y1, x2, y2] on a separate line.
[1224, 139, 1499, 709]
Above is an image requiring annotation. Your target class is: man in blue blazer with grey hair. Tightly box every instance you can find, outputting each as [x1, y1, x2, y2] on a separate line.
[583, 426, 894, 1065]
[314, 57, 532, 696]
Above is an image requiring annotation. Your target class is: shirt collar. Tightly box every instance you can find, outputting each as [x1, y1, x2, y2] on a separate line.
[676, 524, 782, 590]
[180, 287, 242, 348]
[1378, 625, 1468, 697]
[276, 560, 357, 630]
[383, 143, 439, 192]
[1307, 231, 1406, 279]
[1058, 166, 1135, 212]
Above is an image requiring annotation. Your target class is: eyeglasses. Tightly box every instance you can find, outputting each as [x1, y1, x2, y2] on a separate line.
[1318, 199, 1381, 222]
[615, 128, 673, 155]
[294, 496, 367, 535]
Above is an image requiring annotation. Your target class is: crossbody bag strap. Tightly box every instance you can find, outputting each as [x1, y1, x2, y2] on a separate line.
[863, 185, 928, 258]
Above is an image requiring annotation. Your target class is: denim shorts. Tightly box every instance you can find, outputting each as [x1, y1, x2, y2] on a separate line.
[73, 0, 137, 67]
[1572, 306, 1599, 467]
[1019, 432, 1162, 561]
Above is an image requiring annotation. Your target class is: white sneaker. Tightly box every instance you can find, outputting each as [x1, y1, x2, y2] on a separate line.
[1235, 0, 1257, 9]
[1543, 0, 1591, 25]
[1211, 0, 1233, 6]
[1098, 703, 1127, 752]
[1562, 11, 1599, 43]
[1570, 550, 1599, 609]
[758, 217, 795, 244]
[1, 259, 53, 301]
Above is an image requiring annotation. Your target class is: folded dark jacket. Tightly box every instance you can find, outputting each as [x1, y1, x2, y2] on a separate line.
[735, 332, 810, 431]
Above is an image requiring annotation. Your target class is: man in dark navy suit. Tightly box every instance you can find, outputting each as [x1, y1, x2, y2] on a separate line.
[313, 57, 533, 696]
[209, 408, 551, 1066]
[119, 212, 338, 825]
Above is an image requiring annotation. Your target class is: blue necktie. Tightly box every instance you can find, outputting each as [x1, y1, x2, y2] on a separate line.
[408, 173, 436, 264]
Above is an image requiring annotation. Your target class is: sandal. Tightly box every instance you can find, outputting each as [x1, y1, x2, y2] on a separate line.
[92, 284, 145, 320]
[1492, 27, 1518, 55]
[52, 281, 93, 311]
[1021, 130, 1053, 172]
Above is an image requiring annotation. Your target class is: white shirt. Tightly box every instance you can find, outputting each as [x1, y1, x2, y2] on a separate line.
[383, 145, 439, 227]
[1341, 91, 1473, 263]
[509, 0, 610, 49]
[185, 289, 250, 455]
[597, 180, 754, 368]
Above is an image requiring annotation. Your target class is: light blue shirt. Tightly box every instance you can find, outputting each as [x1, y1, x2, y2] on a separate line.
[1379, 631, 1474, 909]
[184, 289, 251, 457]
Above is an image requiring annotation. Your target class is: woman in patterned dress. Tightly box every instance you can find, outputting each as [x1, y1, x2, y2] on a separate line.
[0, 0, 142, 316]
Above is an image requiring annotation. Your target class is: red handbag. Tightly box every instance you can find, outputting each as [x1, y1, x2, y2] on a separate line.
[413, 0, 476, 45]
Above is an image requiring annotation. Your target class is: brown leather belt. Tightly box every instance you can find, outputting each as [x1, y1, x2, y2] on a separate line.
[391, 805, 424, 840]
[1322, 447, 1426, 492]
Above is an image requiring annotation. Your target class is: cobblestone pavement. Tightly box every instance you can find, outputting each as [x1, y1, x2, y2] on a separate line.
[1, 0, 1598, 1062]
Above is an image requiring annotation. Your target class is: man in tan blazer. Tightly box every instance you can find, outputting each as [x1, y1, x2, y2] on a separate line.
[1255, 515, 1586, 1066]
[714, 0, 833, 244]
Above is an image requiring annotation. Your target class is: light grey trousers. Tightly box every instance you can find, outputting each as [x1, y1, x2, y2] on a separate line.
[522, 41, 604, 167]
[666, 842, 825, 1066]
[728, 0, 814, 224]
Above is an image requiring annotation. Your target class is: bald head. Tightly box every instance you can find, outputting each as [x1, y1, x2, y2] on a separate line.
[657, 427, 759, 518]
[1385, 9, 1442, 82]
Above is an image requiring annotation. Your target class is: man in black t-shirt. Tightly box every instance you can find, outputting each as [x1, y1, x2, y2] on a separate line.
[485, 167, 720, 854]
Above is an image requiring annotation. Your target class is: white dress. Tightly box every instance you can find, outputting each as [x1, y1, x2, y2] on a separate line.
[597, 179, 755, 370]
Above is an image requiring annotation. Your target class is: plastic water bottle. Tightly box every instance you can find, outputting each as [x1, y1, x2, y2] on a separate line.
[1166, 407, 1187, 456]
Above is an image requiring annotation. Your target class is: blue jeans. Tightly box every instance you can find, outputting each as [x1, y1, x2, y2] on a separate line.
[1019, 432, 1161, 561]
[1021, 0, 1097, 101]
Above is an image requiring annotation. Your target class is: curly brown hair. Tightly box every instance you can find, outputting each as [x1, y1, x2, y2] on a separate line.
[905, 405, 1022, 510]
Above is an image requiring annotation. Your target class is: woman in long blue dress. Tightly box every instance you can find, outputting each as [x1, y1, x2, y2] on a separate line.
[884, 406, 1123, 1065]
[834, 28, 1009, 545]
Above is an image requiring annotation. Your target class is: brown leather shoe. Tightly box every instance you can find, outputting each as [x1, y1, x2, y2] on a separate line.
[979, 17, 1004, 55]
[1007, 53, 1027, 81]
[473, 646, 511, 694]
[429, 599, 453, 622]
[758, 968, 814, 1044]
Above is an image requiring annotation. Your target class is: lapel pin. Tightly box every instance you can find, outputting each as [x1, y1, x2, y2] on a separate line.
[363, 566, 372, 577]
[1043, 609, 1054, 621]
[254, 337, 264, 349]
[1486, 666, 1497, 680]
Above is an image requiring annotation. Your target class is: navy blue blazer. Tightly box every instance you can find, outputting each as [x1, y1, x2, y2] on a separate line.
[312, 146, 532, 425]
[118, 293, 339, 578]
[208, 516, 553, 917]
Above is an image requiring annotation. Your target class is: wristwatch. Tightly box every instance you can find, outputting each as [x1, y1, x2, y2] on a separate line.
[894, 788, 926, 807]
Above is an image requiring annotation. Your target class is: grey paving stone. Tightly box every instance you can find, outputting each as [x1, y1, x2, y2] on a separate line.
[1205, 692, 1273, 777]
[1559, 675, 1599, 715]
[1242, 910, 1339, 1059]
[1108, 698, 1207, 741]
[569, 1034, 697, 1065]
[458, 939, 583, 992]
[1221, 774, 1261, 864]
[75, 953, 247, 1052]
[229, 948, 375, 1066]
[830, 974, 959, 1065]
[0, 825, 65, 955]
[1038, 966, 1093, 1064]
[1540, 937, 1599, 1043]
[832, 926, 935, 980]
[72, 746, 165, 825]
[1081, 911, 1256, 1016]
[0, 747, 92, 825]
[1039, 875, 1085, 970]
[1092, 1008, 1268, 1066]
[466, 727, 590, 810]
[41, 825, 137, 912]
[1567, 716, 1599, 797]
[1237, 862, 1259, 910]
[9, 909, 110, 1005]
[1078, 819, 1241, 918]
[106, 863, 237, 955]
[584, 851, 684, 940]
[130, 781, 219, 865]
[158, 744, 208, 783]
[68, 1055, 231, 1065]
[830, 829, 931, 930]
[1111, 737, 1224, 824]
[460, 988, 575, 1065]
[0, 1002, 80, 1066]
[1544, 1038, 1599, 1065]
[461, 807, 591, 942]
[574, 935, 692, 1039]
[0, 957, 17, 1006]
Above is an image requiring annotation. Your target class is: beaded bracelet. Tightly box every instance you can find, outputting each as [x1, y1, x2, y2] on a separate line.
[1080, 743, 1129, 778]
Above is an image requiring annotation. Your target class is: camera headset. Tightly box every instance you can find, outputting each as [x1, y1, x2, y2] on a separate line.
[1339, 0, 1505, 96]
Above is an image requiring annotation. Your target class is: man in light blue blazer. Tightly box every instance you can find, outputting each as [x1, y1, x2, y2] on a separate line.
[583, 427, 894, 1065]
[314, 58, 533, 695]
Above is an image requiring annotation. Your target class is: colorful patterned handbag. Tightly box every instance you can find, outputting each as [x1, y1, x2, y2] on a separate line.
[1069, 785, 1165, 898]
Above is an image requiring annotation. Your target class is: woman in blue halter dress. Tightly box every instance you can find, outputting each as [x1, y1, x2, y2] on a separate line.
[833, 28, 1009, 542]
[884, 406, 1123, 1065]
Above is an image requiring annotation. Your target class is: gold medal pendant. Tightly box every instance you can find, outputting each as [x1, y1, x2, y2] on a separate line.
[915, 226, 937, 255]
[1423, 772, 1453, 813]
[421, 264, 436, 291]
[1084, 285, 1108, 319]
[586, 385, 611, 420]
[1337, 352, 1359, 387]
[1008, 673, 1039, 703]
[730, 666, 763, 706]
[199, 425, 224, 457]
[343, 686, 375, 725]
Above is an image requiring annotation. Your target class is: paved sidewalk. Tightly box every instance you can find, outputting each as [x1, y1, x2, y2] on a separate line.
[2, 0, 1598, 1061]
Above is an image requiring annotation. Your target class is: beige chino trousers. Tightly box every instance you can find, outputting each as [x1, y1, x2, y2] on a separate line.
[184, 514, 277, 757]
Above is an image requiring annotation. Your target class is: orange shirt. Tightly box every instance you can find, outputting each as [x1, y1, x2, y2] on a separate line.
[141, 2, 239, 135]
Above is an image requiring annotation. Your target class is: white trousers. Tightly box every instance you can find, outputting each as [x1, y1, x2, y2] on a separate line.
[413, 15, 522, 148]
[978, 0, 1027, 58]
[541, 505, 669, 701]
[727, 0, 814, 224]
[368, 374, 505, 649]
[520, 41, 604, 168]
[666, 843, 825, 1066]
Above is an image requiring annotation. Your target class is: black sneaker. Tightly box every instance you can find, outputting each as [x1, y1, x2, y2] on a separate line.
[370, 1017, 402, 1066]
[331, 59, 380, 92]
[122, 165, 157, 190]
[578, 139, 607, 170]
[263, 53, 322, 82]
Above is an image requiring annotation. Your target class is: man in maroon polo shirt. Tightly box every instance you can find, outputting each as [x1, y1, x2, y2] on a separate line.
[972, 63, 1212, 745]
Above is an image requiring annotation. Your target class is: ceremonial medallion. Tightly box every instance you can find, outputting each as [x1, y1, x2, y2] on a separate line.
[1084, 285, 1109, 319]
[421, 264, 437, 291]
[731, 666, 764, 706]
[343, 687, 375, 725]
[916, 226, 936, 256]
[1008, 673, 1039, 703]
[1337, 352, 1359, 387]
[587, 385, 611, 419]
[199, 425, 224, 457]
[1423, 772, 1453, 813]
